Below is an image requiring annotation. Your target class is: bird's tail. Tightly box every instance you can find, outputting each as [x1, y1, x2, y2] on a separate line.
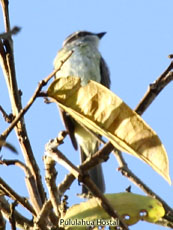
[80, 147, 105, 194]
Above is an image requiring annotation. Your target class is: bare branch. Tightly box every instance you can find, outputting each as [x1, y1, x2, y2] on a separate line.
[0, 20, 72, 207]
[35, 200, 57, 229]
[0, 105, 14, 123]
[0, 26, 21, 39]
[0, 0, 46, 205]
[113, 60, 173, 226]
[42, 143, 112, 224]
[115, 151, 173, 211]
[135, 61, 173, 115]
[115, 150, 173, 223]
[58, 141, 113, 197]
[80, 142, 113, 171]
[0, 140, 17, 153]
[58, 173, 75, 196]
[0, 208, 6, 230]
[0, 0, 11, 32]
[0, 177, 36, 216]
[44, 155, 60, 217]
[0, 50, 73, 140]
[45, 139, 129, 230]
[155, 218, 173, 228]
[0, 196, 33, 229]
[9, 201, 18, 230]
[0, 159, 43, 213]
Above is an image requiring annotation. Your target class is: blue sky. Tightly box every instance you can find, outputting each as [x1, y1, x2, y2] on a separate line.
[0, 1, 173, 229]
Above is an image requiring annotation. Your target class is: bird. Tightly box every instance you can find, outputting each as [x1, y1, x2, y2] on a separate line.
[54, 31, 111, 194]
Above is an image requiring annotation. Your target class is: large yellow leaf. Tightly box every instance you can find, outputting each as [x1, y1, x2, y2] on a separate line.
[60, 192, 165, 229]
[47, 76, 171, 184]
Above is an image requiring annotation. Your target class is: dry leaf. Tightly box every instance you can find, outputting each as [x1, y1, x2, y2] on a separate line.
[47, 76, 171, 184]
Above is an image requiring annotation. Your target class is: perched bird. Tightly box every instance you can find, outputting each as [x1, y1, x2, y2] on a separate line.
[54, 31, 110, 193]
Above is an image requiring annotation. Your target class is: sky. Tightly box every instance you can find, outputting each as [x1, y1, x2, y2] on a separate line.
[0, 1, 173, 229]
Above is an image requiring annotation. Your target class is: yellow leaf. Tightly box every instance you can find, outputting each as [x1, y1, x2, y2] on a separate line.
[47, 76, 171, 184]
[60, 192, 165, 229]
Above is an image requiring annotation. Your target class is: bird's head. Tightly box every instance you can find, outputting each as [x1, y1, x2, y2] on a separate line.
[63, 31, 106, 48]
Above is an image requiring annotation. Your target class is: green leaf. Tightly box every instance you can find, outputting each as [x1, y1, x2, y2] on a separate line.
[61, 192, 165, 229]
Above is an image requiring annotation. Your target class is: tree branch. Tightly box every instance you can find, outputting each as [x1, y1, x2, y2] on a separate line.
[44, 156, 60, 217]
[0, 0, 46, 205]
[0, 196, 33, 229]
[45, 139, 129, 230]
[0, 177, 36, 216]
[0, 50, 73, 140]
[0, 208, 6, 230]
[0, 26, 21, 39]
[0, 159, 42, 213]
[113, 60, 173, 226]
[135, 61, 173, 115]
[9, 201, 18, 230]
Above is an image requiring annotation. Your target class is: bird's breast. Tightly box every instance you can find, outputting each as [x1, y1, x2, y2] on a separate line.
[55, 45, 101, 85]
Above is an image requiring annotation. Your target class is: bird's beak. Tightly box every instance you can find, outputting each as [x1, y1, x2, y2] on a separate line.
[96, 32, 107, 39]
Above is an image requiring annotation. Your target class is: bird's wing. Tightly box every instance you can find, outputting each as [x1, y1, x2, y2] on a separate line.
[100, 56, 111, 89]
[57, 56, 110, 151]
[54, 47, 78, 150]
[59, 108, 78, 150]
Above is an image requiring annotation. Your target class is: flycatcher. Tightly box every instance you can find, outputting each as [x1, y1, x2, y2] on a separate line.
[54, 31, 111, 193]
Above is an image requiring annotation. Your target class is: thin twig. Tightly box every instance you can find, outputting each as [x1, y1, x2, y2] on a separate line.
[0, 105, 14, 123]
[0, 50, 73, 140]
[9, 200, 18, 230]
[0, 177, 36, 216]
[0, 196, 33, 229]
[0, 0, 46, 206]
[45, 139, 129, 230]
[135, 61, 173, 115]
[155, 218, 173, 228]
[115, 151, 173, 212]
[0, 159, 42, 213]
[115, 149, 173, 225]
[0, 0, 11, 32]
[0, 209, 6, 230]
[54, 141, 113, 196]
[58, 173, 75, 196]
[0, 4, 73, 212]
[0, 42, 72, 207]
[80, 142, 114, 171]
[0, 26, 21, 39]
[44, 155, 60, 217]
[0, 140, 17, 153]
[39, 131, 73, 226]
[113, 61, 173, 226]
[34, 200, 58, 230]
